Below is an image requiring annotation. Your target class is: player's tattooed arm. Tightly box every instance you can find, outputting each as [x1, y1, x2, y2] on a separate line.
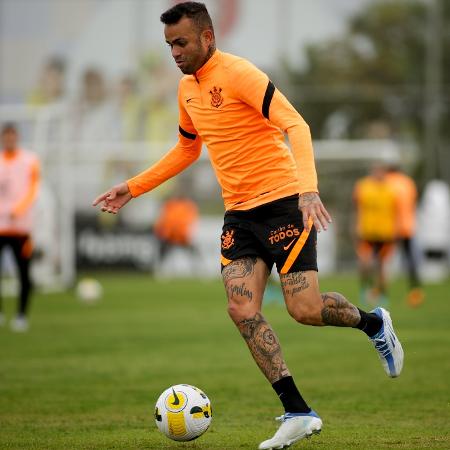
[238, 312, 290, 383]
[280, 271, 310, 297]
[321, 292, 360, 327]
[298, 191, 332, 232]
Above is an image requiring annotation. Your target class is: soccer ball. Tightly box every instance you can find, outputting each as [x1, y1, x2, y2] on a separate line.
[154, 384, 212, 441]
[76, 278, 103, 303]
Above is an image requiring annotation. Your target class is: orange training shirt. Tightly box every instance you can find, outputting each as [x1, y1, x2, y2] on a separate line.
[385, 171, 417, 238]
[127, 50, 318, 211]
[353, 176, 397, 242]
[0, 149, 40, 235]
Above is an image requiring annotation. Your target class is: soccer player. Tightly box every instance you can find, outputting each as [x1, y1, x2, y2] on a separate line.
[153, 195, 199, 271]
[385, 166, 424, 307]
[93, 3, 404, 448]
[0, 123, 40, 332]
[353, 164, 397, 306]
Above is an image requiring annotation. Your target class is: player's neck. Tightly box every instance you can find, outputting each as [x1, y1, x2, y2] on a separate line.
[199, 45, 216, 70]
[194, 46, 218, 80]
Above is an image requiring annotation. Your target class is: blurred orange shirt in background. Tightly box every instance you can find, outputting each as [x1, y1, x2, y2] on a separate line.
[0, 149, 40, 236]
[154, 198, 198, 246]
[385, 171, 417, 238]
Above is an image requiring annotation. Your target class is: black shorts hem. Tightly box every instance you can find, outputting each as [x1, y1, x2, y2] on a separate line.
[220, 253, 272, 272]
[280, 265, 318, 274]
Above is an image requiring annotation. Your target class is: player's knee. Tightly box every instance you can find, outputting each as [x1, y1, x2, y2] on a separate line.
[287, 300, 322, 325]
[227, 301, 245, 322]
[227, 300, 257, 324]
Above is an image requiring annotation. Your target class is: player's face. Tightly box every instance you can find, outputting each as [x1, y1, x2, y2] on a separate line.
[165, 17, 212, 74]
[1, 130, 18, 151]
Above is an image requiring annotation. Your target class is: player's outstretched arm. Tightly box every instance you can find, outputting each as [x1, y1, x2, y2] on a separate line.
[92, 181, 132, 214]
[299, 192, 332, 233]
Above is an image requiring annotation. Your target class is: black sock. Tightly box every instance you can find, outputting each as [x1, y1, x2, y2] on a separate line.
[354, 308, 383, 337]
[272, 376, 310, 414]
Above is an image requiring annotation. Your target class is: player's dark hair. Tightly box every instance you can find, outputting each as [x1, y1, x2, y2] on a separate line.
[160, 2, 214, 35]
[1, 122, 17, 134]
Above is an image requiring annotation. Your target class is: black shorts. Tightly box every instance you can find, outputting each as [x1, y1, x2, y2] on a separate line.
[220, 195, 317, 274]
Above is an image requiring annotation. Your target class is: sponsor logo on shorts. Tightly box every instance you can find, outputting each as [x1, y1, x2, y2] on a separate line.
[268, 224, 300, 246]
[221, 229, 235, 250]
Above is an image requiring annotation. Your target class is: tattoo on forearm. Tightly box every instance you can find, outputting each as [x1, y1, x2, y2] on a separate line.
[222, 257, 257, 287]
[238, 312, 290, 383]
[280, 271, 310, 297]
[226, 282, 253, 301]
[321, 292, 360, 327]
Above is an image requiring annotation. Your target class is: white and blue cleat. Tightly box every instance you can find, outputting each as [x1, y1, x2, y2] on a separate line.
[258, 410, 322, 449]
[370, 307, 404, 377]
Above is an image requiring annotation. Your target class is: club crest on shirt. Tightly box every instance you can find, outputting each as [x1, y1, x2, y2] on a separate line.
[209, 86, 223, 108]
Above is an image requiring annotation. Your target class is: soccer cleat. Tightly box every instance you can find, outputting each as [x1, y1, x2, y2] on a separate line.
[258, 411, 322, 449]
[10, 316, 29, 333]
[369, 307, 403, 377]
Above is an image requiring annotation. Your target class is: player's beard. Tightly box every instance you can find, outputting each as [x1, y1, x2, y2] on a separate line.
[179, 39, 213, 75]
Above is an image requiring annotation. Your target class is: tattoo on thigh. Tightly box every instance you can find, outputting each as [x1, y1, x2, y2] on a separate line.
[222, 257, 257, 287]
[226, 282, 253, 301]
[321, 292, 360, 327]
[280, 271, 310, 297]
[238, 312, 290, 383]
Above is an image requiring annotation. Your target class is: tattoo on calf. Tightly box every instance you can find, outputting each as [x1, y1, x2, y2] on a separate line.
[238, 312, 290, 383]
[280, 271, 310, 297]
[321, 292, 360, 327]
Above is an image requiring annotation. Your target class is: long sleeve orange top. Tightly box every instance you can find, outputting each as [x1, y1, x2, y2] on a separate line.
[127, 50, 318, 211]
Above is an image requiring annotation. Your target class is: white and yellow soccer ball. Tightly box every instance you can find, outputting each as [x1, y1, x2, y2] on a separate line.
[154, 384, 212, 441]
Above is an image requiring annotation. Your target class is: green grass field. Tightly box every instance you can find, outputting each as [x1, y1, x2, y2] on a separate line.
[0, 274, 449, 449]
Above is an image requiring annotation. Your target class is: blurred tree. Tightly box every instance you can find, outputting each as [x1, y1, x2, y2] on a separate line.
[285, 0, 449, 157]
[283, 0, 449, 265]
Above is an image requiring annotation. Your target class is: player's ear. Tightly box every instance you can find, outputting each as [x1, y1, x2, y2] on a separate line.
[201, 29, 213, 47]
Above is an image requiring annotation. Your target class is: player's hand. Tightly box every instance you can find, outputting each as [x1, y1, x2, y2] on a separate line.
[92, 182, 132, 214]
[298, 192, 332, 232]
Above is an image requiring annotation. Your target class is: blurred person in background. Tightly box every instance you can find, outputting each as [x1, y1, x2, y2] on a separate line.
[101, 75, 145, 200]
[139, 53, 178, 143]
[117, 75, 145, 141]
[28, 56, 66, 106]
[0, 123, 40, 332]
[71, 68, 120, 142]
[153, 195, 199, 273]
[353, 164, 396, 306]
[385, 166, 424, 307]
[93, 3, 404, 448]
